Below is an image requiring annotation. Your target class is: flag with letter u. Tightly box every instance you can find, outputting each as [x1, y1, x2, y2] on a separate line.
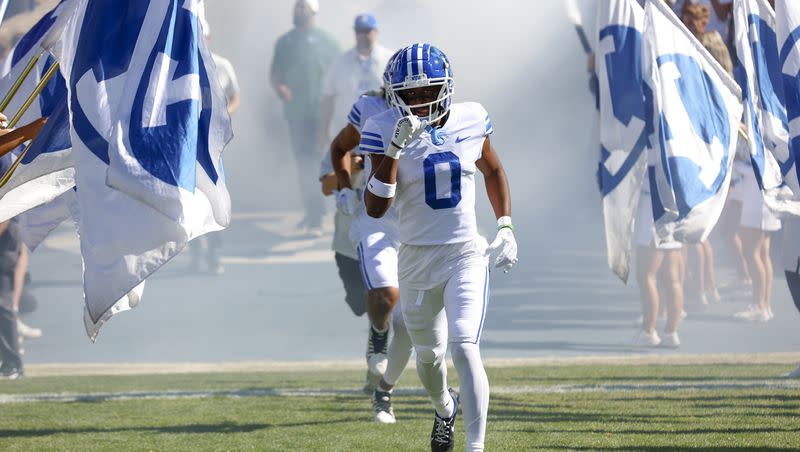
[596, 0, 649, 282]
[734, 0, 799, 215]
[48, 0, 232, 338]
[642, 0, 743, 243]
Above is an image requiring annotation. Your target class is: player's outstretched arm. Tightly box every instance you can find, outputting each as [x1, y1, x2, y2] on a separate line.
[478, 136, 518, 273]
[364, 154, 397, 218]
[477, 136, 511, 219]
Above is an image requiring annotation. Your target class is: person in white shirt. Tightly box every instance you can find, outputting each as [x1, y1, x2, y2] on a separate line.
[212, 53, 240, 115]
[188, 28, 241, 275]
[319, 13, 393, 148]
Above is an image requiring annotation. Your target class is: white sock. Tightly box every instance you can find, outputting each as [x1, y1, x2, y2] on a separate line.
[451, 342, 489, 451]
[372, 324, 388, 334]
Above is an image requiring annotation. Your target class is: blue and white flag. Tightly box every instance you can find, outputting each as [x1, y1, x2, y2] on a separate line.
[643, 0, 743, 243]
[777, 0, 800, 182]
[0, 0, 75, 222]
[734, 0, 799, 215]
[17, 188, 78, 252]
[51, 0, 233, 339]
[596, 0, 648, 282]
[0, 0, 9, 31]
[775, 0, 800, 302]
[0, 100, 73, 221]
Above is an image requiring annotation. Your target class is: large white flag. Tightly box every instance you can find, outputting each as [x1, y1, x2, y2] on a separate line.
[0, 0, 75, 222]
[643, 0, 743, 243]
[776, 0, 800, 301]
[50, 0, 232, 339]
[777, 0, 800, 180]
[596, 0, 648, 282]
[734, 0, 799, 215]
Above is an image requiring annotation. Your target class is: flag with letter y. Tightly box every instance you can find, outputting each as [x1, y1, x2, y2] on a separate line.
[733, 0, 798, 215]
[596, 0, 649, 282]
[0, 0, 74, 222]
[50, 0, 233, 338]
[775, 0, 800, 309]
[642, 0, 743, 243]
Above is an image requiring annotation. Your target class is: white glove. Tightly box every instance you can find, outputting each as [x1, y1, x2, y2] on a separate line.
[487, 226, 518, 273]
[387, 115, 424, 159]
[334, 188, 359, 216]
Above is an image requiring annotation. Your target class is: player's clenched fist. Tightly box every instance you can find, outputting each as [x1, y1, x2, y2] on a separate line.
[387, 115, 423, 159]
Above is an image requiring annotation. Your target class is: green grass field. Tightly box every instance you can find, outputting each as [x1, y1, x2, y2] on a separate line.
[1, 362, 799, 451]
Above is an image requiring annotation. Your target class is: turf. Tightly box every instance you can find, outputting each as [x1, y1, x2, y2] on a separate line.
[0, 364, 798, 451]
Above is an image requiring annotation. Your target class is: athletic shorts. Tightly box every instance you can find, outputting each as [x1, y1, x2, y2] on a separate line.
[356, 231, 400, 290]
[737, 170, 781, 232]
[398, 237, 490, 344]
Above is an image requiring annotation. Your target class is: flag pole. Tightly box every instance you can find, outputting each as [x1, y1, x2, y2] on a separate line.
[738, 124, 749, 142]
[0, 48, 45, 114]
[0, 61, 61, 188]
[7, 61, 59, 129]
[0, 139, 33, 188]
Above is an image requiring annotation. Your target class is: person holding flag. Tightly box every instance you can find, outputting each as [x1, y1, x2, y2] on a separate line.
[0, 0, 235, 339]
[638, 0, 744, 345]
[0, 111, 48, 379]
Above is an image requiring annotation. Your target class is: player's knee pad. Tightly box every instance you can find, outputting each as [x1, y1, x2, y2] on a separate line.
[415, 342, 446, 366]
[449, 341, 480, 366]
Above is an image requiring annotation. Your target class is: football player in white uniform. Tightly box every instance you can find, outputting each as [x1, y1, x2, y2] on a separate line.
[361, 44, 517, 452]
[329, 52, 415, 424]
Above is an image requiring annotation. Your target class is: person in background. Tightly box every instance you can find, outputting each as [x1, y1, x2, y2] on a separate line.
[0, 112, 48, 379]
[0, 218, 27, 380]
[318, 149, 368, 320]
[319, 13, 393, 149]
[270, 0, 340, 235]
[673, 0, 733, 48]
[189, 21, 241, 275]
[682, 3, 730, 305]
[320, 14, 402, 418]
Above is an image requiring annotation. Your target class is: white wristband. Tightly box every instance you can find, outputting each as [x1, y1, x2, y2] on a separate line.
[367, 176, 396, 198]
[497, 216, 513, 230]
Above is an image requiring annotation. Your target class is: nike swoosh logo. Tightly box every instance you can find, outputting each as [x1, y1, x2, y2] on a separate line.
[455, 136, 471, 143]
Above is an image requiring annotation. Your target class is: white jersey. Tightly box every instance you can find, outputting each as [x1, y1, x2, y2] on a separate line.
[347, 94, 389, 135]
[323, 45, 394, 132]
[347, 94, 399, 243]
[360, 102, 493, 246]
[211, 53, 240, 103]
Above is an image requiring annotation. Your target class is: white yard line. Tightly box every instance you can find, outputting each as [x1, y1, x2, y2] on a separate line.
[2, 380, 800, 404]
[23, 353, 800, 377]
